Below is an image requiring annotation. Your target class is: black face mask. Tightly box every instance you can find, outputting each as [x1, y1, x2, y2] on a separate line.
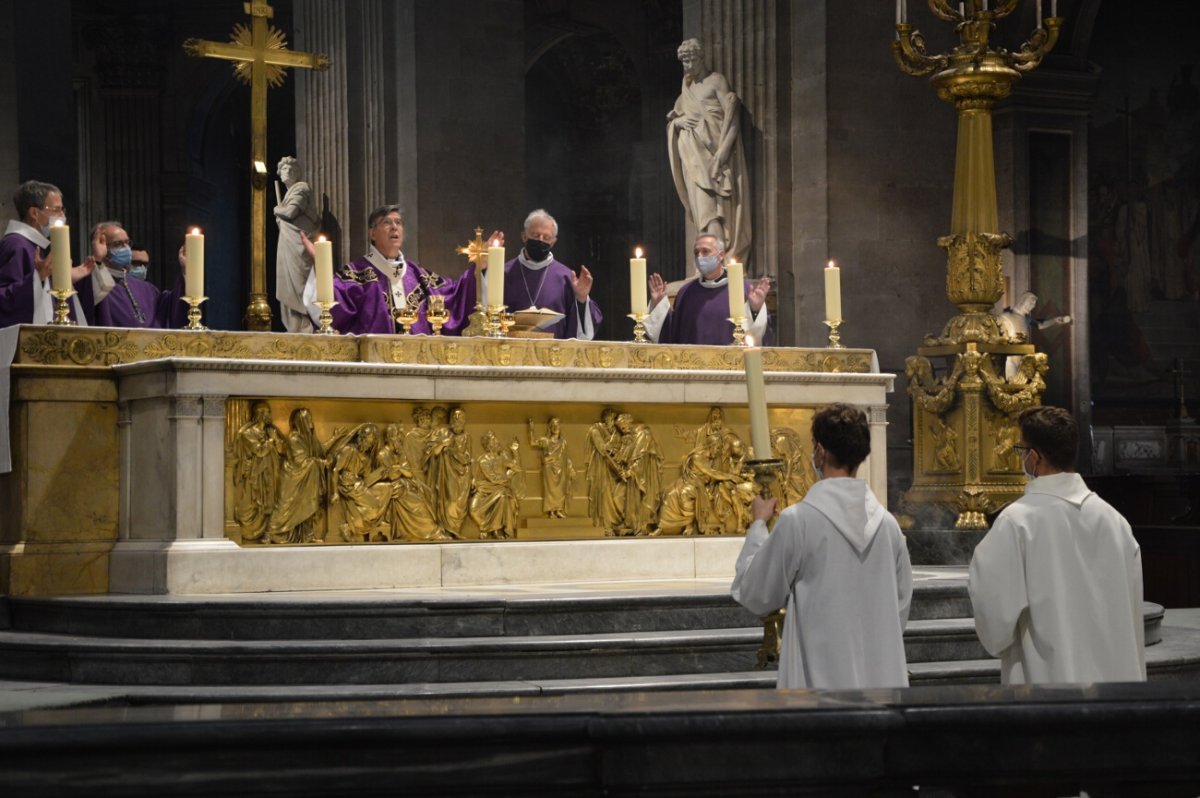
[524, 239, 552, 262]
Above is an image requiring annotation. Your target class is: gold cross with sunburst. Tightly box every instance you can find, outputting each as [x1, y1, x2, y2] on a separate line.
[456, 227, 490, 267]
[183, 1, 330, 330]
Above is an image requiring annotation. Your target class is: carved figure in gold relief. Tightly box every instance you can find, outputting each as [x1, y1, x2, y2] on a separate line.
[404, 406, 434, 487]
[930, 417, 961, 472]
[772, 427, 815, 506]
[528, 417, 573, 518]
[610, 414, 663, 536]
[471, 432, 525, 539]
[586, 408, 623, 532]
[266, 408, 328, 544]
[427, 407, 473, 536]
[378, 423, 450, 541]
[233, 401, 286, 543]
[329, 423, 390, 542]
[709, 436, 757, 535]
[657, 432, 723, 536]
[993, 420, 1022, 472]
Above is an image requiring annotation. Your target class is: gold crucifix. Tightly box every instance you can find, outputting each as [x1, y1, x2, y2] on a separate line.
[184, 1, 330, 331]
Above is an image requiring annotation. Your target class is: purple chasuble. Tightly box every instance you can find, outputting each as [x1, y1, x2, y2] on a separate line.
[327, 256, 477, 336]
[661, 278, 756, 346]
[94, 272, 187, 329]
[502, 257, 602, 339]
[0, 232, 92, 326]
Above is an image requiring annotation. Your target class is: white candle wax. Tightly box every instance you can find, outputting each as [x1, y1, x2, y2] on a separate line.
[726, 259, 745, 319]
[487, 242, 505, 308]
[744, 345, 772, 460]
[49, 221, 71, 292]
[896, 0, 901, 24]
[314, 236, 334, 304]
[1051, 0, 1056, 17]
[185, 228, 205, 299]
[824, 260, 842, 322]
[630, 247, 647, 316]
[1036, 0, 1042, 26]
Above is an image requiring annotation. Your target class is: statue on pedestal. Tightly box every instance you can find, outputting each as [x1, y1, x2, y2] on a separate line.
[667, 39, 751, 265]
[274, 156, 320, 333]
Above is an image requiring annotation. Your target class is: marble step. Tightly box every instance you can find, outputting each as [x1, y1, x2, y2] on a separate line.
[2, 580, 973, 641]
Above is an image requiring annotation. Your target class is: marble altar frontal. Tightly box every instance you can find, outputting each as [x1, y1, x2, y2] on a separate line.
[1, 326, 892, 595]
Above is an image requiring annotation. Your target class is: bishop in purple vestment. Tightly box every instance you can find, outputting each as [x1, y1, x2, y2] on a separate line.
[0, 181, 95, 327]
[645, 233, 770, 346]
[304, 205, 477, 336]
[484, 209, 601, 340]
[90, 221, 187, 329]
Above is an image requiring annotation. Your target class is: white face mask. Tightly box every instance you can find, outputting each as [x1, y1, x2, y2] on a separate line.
[1021, 448, 1037, 480]
[811, 446, 824, 480]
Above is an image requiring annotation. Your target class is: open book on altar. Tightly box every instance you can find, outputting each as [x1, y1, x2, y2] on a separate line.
[510, 307, 565, 332]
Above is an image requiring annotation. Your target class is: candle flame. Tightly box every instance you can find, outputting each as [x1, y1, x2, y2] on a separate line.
[745, 335, 756, 347]
[491, 239, 499, 248]
[50, 218, 65, 228]
[827, 259, 837, 269]
[635, 246, 643, 258]
[190, 227, 201, 236]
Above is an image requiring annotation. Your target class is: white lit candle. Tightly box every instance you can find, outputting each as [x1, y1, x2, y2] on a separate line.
[1050, 0, 1056, 17]
[185, 227, 205, 299]
[314, 235, 334, 304]
[630, 246, 647, 316]
[959, 1, 965, 16]
[1036, 0, 1042, 26]
[744, 341, 772, 460]
[824, 259, 842, 322]
[49, 219, 71, 292]
[896, 0, 901, 24]
[726, 258, 745, 319]
[487, 238, 505, 308]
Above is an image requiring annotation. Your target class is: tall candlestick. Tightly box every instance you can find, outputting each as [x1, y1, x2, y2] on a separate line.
[185, 227, 205, 299]
[824, 259, 842, 322]
[1050, 0, 1056, 17]
[896, 0, 901, 24]
[630, 247, 647, 315]
[726, 259, 745, 318]
[1036, 0, 1042, 26]
[49, 220, 71, 292]
[487, 239, 505, 308]
[314, 235, 334, 304]
[744, 343, 772, 460]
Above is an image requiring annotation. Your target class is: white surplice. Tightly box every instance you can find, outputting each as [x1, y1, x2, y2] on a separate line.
[968, 472, 1146, 685]
[732, 477, 912, 690]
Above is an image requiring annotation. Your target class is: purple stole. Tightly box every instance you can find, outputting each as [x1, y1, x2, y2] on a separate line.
[661, 278, 755, 346]
[328, 256, 477, 336]
[502, 257, 603, 339]
[0, 232, 92, 326]
[94, 272, 187, 329]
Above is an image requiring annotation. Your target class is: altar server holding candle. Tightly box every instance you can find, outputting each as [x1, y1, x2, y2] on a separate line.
[643, 233, 770, 345]
[0, 180, 96, 326]
[732, 403, 912, 690]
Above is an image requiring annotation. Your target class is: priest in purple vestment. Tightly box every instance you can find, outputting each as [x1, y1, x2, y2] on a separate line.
[484, 209, 602, 340]
[303, 205, 477, 336]
[89, 221, 188, 329]
[644, 233, 770, 346]
[0, 180, 95, 327]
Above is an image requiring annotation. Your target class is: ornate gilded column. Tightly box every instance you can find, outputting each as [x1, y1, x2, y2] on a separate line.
[893, 0, 1062, 528]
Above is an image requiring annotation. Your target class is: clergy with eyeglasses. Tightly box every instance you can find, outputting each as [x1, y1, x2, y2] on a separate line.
[89, 221, 188, 329]
[302, 205, 477, 336]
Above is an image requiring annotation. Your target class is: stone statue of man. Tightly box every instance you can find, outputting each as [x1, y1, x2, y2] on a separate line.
[667, 38, 751, 265]
[273, 156, 320, 333]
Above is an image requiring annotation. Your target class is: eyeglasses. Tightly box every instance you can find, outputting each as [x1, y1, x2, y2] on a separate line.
[372, 218, 403, 230]
[40, 206, 65, 214]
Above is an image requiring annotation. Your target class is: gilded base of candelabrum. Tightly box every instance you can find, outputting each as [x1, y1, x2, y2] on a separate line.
[746, 456, 787, 670]
[824, 319, 845, 348]
[484, 304, 509, 338]
[729, 316, 748, 346]
[49, 288, 76, 326]
[315, 300, 338, 336]
[628, 312, 648, 343]
[184, 296, 208, 331]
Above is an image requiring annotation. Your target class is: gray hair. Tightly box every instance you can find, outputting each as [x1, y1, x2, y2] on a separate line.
[523, 208, 558, 237]
[91, 220, 125, 240]
[694, 233, 725, 252]
[13, 180, 61, 220]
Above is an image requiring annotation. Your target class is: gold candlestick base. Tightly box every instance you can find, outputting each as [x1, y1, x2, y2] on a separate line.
[824, 319, 845, 348]
[49, 288, 77, 326]
[183, 295, 208, 331]
[729, 316, 748, 346]
[484, 303, 509, 338]
[315, 300, 338, 335]
[427, 295, 449, 336]
[746, 456, 787, 670]
[628, 312, 648, 343]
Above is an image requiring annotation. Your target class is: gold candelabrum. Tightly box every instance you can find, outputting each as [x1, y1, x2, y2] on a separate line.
[824, 319, 844, 349]
[893, 0, 1060, 529]
[729, 316, 748, 347]
[314, 300, 337, 335]
[628, 312, 648, 343]
[746, 457, 787, 669]
[183, 296, 208, 331]
[483, 304, 511, 338]
[49, 288, 76, 326]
